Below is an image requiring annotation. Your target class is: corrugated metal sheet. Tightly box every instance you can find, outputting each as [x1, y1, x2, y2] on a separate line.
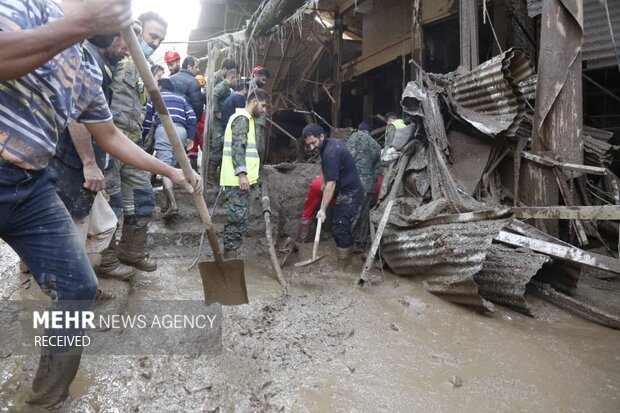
[528, 0, 620, 69]
[381, 215, 511, 312]
[474, 245, 551, 315]
[517, 75, 537, 101]
[447, 48, 536, 137]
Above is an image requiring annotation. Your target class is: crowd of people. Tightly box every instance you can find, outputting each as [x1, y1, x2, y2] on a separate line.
[0, 0, 407, 408]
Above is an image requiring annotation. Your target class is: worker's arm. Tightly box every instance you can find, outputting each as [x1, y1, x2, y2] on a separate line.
[230, 117, 250, 191]
[0, 0, 132, 81]
[85, 119, 202, 194]
[67, 123, 105, 192]
[318, 181, 336, 222]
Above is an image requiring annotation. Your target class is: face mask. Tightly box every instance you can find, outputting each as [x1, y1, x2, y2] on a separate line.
[140, 40, 155, 58]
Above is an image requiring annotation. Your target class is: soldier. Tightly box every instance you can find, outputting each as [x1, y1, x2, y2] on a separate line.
[98, 11, 167, 277]
[207, 69, 239, 183]
[346, 121, 381, 251]
[302, 123, 364, 270]
[213, 58, 237, 86]
[219, 89, 270, 258]
[249, 66, 271, 161]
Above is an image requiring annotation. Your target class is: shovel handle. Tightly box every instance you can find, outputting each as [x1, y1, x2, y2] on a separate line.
[121, 28, 224, 264]
[312, 207, 323, 261]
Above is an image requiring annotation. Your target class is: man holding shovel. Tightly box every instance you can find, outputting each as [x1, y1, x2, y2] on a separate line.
[302, 124, 364, 270]
[0, 0, 201, 408]
[220, 89, 270, 259]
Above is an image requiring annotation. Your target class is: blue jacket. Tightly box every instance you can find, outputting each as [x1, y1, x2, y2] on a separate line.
[143, 89, 197, 140]
[170, 69, 204, 119]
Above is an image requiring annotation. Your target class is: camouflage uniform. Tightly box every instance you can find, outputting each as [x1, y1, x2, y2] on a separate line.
[209, 80, 232, 173]
[105, 57, 154, 219]
[224, 116, 253, 251]
[248, 80, 267, 160]
[347, 130, 381, 251]
[346, 130, 381, 195]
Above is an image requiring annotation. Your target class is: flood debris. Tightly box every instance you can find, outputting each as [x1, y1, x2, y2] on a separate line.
[366, 39, 620, 329]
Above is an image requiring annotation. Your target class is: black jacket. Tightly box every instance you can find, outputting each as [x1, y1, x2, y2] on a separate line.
[171, 69, 204, 119]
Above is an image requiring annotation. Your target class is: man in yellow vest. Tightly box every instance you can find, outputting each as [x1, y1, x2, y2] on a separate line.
[383, 112, 406, 150]
[220, 89, 270, 258]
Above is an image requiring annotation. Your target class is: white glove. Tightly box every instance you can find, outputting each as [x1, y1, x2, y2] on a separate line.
[316, 209, 326, 223]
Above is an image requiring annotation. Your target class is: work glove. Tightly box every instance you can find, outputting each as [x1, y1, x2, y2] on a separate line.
[316, 209, 326, 223]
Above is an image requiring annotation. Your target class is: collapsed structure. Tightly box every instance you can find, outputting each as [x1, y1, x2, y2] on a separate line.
[187, 0, 620, 328]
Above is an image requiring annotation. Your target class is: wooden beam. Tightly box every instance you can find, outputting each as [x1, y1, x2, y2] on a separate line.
[460, 0, 479, 70]
[521, 152, 609, 176]
[266, 117, 298, 145]
[511, 206, 620, 220]
[495, 231, 620, 274]
[341, 36, 412, 81]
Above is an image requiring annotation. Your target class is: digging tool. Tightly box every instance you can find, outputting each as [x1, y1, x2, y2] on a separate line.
[122, 28, 248, 305]
[261, 185, 287, 288]
[358, 153, 410, 286]
[295, 204, 328, 267]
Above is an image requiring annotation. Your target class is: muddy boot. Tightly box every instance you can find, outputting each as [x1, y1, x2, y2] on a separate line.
[26, 350, 82, 409]
[117, 220, 157, 272]
[337, 246, 353, 271]
[95, 240, 136, 281]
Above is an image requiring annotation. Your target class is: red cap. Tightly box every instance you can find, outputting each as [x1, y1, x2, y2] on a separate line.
[252, 65, 264, 74]
[164, 50, 181, 63]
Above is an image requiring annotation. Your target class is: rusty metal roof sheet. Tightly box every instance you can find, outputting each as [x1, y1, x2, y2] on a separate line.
[528, 0, 620, 69]
[447, 48, 536, 137]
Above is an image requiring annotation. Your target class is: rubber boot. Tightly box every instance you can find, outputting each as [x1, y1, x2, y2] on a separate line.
[337, 246, 353, 271]
[95, 237, 136, 281]
[26, 350, 82, 409]
[117, 220, 157, 272]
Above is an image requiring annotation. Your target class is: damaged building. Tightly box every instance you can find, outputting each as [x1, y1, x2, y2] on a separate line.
[185, 0, 620, 328]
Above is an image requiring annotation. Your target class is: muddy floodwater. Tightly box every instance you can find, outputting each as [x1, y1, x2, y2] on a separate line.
[1, 237, 619, 412]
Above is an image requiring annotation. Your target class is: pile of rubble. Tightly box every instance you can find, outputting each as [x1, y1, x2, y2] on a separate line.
[371, 48, 620, 329]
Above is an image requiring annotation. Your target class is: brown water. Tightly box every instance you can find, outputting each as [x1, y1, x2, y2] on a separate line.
[1, 239, 619, 412]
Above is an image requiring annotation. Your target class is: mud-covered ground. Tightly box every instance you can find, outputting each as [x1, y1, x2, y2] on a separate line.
[1, 186, 620, 412]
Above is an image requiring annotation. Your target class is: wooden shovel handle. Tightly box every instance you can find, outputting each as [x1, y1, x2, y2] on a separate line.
[121, 28, 224, 264]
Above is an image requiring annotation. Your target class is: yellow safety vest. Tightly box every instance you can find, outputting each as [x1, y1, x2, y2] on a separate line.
[220, 108, 260, 186]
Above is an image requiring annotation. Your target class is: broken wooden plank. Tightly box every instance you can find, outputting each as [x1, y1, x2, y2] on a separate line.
[511, 205, 620, 220]
[495, 231, 620, 274]
[530, 280, 620, 330]
[521, 152, 608, 176]
[554, 168, 588, 246]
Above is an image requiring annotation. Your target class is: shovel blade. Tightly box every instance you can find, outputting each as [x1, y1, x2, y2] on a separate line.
[198, 259, 248, 305]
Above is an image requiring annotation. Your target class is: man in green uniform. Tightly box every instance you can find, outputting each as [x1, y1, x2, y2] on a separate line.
[207, 69, 239, 183]
[219, 89, 270, 258]
[347, 121, 381, 251]
[98, 12, 167, 276]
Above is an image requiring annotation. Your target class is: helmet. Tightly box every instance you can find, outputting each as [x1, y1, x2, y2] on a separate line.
[164, 50, 181, 63]
[195, 75, 206, 87]
[252, 65, 264, 74]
